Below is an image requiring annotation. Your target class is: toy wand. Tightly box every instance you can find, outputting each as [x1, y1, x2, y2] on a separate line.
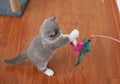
[70, 34, 120, 67]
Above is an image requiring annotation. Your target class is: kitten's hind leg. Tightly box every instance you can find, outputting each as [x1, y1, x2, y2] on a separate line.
[36, 62, 54, 76]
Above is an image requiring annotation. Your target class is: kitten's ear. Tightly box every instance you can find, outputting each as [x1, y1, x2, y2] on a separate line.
[47, 16, 56, 22]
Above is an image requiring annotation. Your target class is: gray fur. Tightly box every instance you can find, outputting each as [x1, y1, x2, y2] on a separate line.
[4, 16, 71, 72]
[4, 51, 27, 64]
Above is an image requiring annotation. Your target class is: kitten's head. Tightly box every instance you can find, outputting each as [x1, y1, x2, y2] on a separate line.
[40, 16, 61, 41]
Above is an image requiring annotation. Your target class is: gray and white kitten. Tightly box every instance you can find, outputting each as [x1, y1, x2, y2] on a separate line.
[4, 16, 79, 76]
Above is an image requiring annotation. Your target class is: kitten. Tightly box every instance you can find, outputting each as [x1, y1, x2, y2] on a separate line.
[4, 16, 79, 76]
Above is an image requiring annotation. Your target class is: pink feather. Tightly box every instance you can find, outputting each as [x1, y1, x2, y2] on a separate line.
[70, 41, 84, 52]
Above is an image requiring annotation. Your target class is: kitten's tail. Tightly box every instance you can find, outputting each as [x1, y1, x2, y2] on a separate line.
[4, 51, 27, 64]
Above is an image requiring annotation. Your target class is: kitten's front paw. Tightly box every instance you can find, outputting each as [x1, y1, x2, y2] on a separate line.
[69, 29, 80, 41]
[72, 39, 77, 46]
[44, 68, 54, 76]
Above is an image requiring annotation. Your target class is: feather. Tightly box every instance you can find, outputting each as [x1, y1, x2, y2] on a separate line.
[75, 39, 91, 67]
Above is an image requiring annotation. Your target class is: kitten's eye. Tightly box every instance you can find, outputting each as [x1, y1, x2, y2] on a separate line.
[50, 35, 54, 37]
[49, 29, 58, 37]
[50, 33, 55, 37]
[49, 31, 56, 37]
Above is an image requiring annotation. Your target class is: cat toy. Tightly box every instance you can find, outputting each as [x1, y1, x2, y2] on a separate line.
[70, 34, 120, 67]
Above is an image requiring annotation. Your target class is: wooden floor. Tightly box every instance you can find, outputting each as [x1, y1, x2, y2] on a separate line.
[0, 0, 120, 84]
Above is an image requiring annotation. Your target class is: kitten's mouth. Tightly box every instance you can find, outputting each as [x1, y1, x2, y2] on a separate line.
[50, 30, 60, 37]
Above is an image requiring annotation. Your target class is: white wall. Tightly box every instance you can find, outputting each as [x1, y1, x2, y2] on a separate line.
[116, 0, 120, 13]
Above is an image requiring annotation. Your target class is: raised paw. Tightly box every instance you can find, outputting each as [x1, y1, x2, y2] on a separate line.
[69, 29, 80, 41]
[44, 68, 54, 76]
